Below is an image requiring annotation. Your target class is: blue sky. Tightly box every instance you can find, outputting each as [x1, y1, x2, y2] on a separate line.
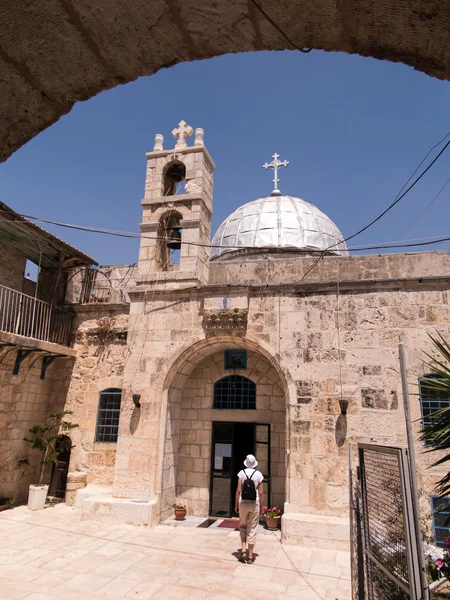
[1, 50, 450, 266]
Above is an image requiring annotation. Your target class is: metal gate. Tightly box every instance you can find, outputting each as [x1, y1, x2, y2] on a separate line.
[352, 444, 425, 599]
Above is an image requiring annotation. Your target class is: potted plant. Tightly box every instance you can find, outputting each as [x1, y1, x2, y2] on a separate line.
[173, 503, 187, 521]
[427, 535, 450, 595]
[264, 505, 282, 530]
[0, 496, 13, 512]
[23, 411, 78, 511]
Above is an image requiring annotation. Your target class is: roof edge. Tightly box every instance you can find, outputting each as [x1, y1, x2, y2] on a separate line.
[0, 201, 98, 266]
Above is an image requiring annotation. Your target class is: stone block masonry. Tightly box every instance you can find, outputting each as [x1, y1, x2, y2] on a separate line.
[0, 348, 73, 501]
[64, 306, 129, 487]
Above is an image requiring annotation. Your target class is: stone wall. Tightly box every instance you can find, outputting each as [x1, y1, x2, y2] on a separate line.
[116, 255, 450, 527]
[173, 349, 285, 516]
[209, 251, 450, 286]
[64, 306, 129, 486]
[252, 286, 450, 519]
[115, 296, 206, 503]
[0, 240, 26, 291]
[0, 351, 73, 501]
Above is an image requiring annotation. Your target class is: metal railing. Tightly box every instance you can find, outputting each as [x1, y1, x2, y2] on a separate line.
[80, 269, 134, 305]
[83, 284, 130, 304]
[0, 284, 74, 346]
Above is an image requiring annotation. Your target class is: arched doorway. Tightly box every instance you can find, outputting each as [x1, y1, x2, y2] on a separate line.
[159, 336, 291, 522]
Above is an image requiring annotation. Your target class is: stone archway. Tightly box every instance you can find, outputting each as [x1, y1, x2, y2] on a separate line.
[2, 1, 450, 163]
[158, 335, 292, 521]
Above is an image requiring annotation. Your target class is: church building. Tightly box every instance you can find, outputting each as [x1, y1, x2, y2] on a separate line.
[1, 122, 450, 550]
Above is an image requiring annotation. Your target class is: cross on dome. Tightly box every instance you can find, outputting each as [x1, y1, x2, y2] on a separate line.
[172, 120, 194, 149]
[263, 153, 289, 196]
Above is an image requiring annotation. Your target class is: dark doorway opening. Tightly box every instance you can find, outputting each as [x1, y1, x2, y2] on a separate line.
[209, 422, 270, 518]
[48, 434, 71, 498]
[231, 422, 255, 515]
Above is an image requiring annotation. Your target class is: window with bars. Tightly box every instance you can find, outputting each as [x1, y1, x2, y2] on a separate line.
[213, 375, 256, 410]
[432, 496, 450, 547]
[95, 388, 122, 443]
[419, 374, 450, 447]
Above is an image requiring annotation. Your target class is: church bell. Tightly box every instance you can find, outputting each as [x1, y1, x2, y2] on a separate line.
[167, 227, 182, 250]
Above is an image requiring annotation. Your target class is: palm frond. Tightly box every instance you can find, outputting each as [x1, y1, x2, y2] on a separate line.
[420, 334, 450, 496]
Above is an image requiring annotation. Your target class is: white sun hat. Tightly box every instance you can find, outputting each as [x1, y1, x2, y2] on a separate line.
[244, 454, 258, 468]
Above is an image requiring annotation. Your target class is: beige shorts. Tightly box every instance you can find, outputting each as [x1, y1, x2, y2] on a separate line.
[239, 500, 260, 545]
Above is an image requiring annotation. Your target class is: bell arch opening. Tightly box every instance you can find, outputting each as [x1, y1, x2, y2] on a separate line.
[158, 209, 183, 271]
[163, 161, 186, 196]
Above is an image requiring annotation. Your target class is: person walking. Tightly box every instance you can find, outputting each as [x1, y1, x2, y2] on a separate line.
[235, 454, 264, 564]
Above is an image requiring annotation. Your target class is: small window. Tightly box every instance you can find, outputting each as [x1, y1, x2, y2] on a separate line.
[213, 375, 256, 410]
[432, 496, 450, 547]
[95, 388, 121, 443]
[419, 375, 450, 446]
[24, 259, 39, 283]
[224, 349, 247, 370]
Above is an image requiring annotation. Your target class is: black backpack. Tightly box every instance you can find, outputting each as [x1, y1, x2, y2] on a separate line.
[241, 470, 257, 501]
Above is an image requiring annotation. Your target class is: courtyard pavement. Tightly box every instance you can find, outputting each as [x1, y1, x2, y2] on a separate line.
[0, 504, 351, 600]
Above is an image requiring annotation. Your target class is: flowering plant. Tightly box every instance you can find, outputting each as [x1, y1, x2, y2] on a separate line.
[427, 536, 450, 582]
[172, 503, 186, 510]
[264, 506, 281, 518]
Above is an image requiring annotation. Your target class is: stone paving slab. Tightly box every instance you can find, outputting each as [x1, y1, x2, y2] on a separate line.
[0, 505, 351, 599]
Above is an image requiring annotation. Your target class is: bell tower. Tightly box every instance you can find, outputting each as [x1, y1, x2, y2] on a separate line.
[137, 121, 215, 287]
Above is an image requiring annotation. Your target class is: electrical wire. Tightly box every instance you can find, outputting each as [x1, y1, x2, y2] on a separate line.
[3, 209, 450, 254]
[295, 133, 450, 282]
[336, 276, 344, 399]
[344, 137, 450, 245]
[6, 131, 449, 264]
[391, 131, 450, 203]
[395, 175, 450, 239]
[249, 0, 312, 53]
[4, 127, 450, 259]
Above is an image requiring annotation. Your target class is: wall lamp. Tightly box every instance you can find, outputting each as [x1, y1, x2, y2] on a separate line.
[339, 399, 349, 416]
[132, 394, 141, 408]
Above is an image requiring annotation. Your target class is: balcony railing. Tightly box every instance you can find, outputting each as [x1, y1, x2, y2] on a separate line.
[0, 284, 74, 347]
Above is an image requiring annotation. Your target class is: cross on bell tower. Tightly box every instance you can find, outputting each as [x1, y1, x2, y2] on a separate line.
[263, 153, 289, 196]
[172, 120, 194, 149]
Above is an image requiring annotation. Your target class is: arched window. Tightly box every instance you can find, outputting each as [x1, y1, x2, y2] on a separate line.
[158, 210, 182, 270]
[419, 374, 450, 447]
[95, 388, 122, 443]
[213, 375, 256, 410]
[163, 161, 186, 196]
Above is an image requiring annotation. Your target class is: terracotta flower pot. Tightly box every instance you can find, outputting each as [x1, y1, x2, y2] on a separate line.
[174, 509, 186, 521]
[265, 515, 281, 531]
[0, 504, 10, 512]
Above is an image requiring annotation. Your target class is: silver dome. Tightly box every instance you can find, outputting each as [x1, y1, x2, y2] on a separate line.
[210, 195, 348, 259]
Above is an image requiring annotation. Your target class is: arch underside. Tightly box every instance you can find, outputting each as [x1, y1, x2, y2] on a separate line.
[2, 0, 450, 162]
